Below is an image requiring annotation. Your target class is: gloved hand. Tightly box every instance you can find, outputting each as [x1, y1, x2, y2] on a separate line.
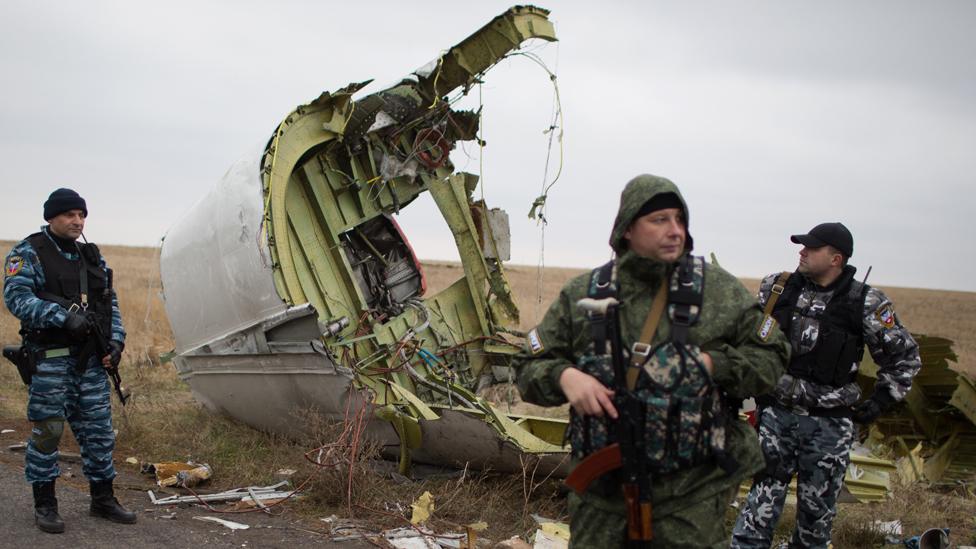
[852, 394, 891, 424]
[63, 311, 92, 339]
[106, 340, 124, 368]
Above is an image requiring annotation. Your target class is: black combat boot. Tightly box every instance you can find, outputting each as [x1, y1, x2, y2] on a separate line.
[32, 480, 65, 534]
[89, 479, 137, 524]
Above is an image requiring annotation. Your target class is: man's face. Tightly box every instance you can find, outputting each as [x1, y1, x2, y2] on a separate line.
[624, 207, 686, 262]
[797, 245, 841, 277]
[48, 209, 86, 241]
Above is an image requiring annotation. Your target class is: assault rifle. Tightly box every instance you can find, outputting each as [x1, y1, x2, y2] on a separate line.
[87, 311, 130, 407]
[567, 297, 653, 547]
[74, 267, 130, 406]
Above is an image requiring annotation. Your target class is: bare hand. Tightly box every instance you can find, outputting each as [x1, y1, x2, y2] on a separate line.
[101, 354, 112, 369]
[700, 352, 714, 376]
[559, 367, 618, 419]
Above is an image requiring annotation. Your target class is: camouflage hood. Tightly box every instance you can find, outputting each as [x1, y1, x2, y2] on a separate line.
[609, 174, 694, 256]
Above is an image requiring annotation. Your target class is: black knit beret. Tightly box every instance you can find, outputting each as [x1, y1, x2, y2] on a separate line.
[43, 188, 87, 220]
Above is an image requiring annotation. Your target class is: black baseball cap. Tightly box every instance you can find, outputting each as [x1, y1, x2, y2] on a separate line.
[790, 222, 854, 258]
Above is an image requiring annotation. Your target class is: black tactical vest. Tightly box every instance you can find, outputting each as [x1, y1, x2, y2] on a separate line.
[22, 232, 112, 345]
[771, 267, 866, 387]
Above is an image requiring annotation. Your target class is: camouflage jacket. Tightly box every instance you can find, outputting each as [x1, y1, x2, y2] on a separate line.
[4, 226, 125, 344]
[515, 174, 789, 516]
[758, 269, 920, 411]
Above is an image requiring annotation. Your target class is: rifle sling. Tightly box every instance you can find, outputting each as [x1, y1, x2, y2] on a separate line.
[763, 271, 792, 317]
[76, 242, 89, 309]
[627, 283, 668, 390]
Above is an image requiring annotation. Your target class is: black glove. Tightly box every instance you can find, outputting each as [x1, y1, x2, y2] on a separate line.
[851, 394, 892, 424]
[63, 312, 92, 339]
[107, 340, 124, 368]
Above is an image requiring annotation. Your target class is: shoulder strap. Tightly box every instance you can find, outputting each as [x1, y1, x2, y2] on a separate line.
[668, 255, 705, 345]
[762, 271, 792, 316]
[628, 282, 668, 388]
[586, 261, 617, 356]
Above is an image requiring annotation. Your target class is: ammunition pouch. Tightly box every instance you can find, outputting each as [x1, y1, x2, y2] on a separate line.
[3, 345, 36, 385]
[569, 343, 731, 476]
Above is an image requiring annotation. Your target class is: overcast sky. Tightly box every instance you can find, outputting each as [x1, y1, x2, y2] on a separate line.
[1, 1, 973, 291]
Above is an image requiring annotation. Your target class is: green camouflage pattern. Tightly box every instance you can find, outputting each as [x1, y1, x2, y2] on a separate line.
[516, 174, 790, 540]
[570, 257, 728, 475]
[568, 486, 738, 549]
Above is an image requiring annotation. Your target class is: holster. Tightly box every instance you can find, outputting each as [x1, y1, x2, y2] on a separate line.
[3, 345, 36, 385]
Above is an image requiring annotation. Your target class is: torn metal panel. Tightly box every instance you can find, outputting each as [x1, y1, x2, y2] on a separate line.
[160, 6, 566, 476]
[859, 334, 976, 488]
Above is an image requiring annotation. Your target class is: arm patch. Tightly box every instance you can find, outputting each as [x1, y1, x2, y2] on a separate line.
[527, 328, 546, 355]
[876, 304, 896, 329]
[5, 255, 24, 276]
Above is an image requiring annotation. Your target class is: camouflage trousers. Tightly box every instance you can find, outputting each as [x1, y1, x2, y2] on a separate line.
[568, 486, 737, 549]
[25, 354, 116, 484]
[730, 405, 853, 549]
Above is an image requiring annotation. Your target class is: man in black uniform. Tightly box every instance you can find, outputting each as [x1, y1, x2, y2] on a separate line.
[731, 222, 921, 549]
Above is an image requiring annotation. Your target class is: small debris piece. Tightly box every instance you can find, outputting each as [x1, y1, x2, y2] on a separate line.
[494, 537, 531, 549]
[274, 468, 296, 481]
[531, 528, 568, 549]
[149, 481, 294, 506]
[410, 491, 435, 525]
[156, 512, 177, 520]
[871, 520, 903, 536]
[193, 516, 249, 530]
[1, 429, 14, 434]
[125, 457, 139, 465]
[152, 461, 212, 488]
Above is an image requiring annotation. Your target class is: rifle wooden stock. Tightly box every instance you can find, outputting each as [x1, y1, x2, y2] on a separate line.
[624, 484, 653, 543]
[564, 443, 622, 493]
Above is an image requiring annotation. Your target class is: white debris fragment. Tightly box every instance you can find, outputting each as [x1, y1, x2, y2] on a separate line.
[193, 516, 250, 530]
[1, 429, 15, 434]
[872, 519, 902, 536]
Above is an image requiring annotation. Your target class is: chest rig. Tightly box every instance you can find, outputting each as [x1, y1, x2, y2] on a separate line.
[765, 269, 867, 388]
[569, 255, 735, 476]
[21, 232, 113, 346]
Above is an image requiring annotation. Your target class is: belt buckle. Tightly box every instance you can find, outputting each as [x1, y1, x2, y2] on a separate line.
[67, 303, 81, 313]
[631, 342, 651, 359]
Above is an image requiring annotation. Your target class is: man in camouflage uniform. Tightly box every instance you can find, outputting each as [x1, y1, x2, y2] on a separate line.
[731, 222, 921, 549]
[3, 188, 137, 533]
[516, 174, 789, 548]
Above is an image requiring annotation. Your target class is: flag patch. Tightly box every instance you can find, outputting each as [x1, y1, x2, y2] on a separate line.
[527, 328, 545, 355]
[5, 255, 23, 276]
[876, 305, 896, 328]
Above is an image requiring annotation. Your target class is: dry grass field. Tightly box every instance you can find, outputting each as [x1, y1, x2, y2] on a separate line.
[2, 240, 975, 546]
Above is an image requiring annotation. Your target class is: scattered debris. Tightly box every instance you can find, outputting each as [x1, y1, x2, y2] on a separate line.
[864, 335, 976, 488]
[144, 461, 213, 487]
[148, 481, 295, 507]
[902, 527, 950, 549]
[383, 526, 463, 549]
[495, 537, 532, 549]
[274, 468, 296, 480]
[410, 491, 435, 524]
[192, 516, 250, 530]
[871, 519, 903, 536]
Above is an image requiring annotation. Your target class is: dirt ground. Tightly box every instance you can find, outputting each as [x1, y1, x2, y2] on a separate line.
[0, 418, 372, 548]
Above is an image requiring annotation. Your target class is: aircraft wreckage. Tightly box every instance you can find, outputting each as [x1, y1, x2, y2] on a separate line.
[161, 5, 975, 496]
[160, 6, 568, 475]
